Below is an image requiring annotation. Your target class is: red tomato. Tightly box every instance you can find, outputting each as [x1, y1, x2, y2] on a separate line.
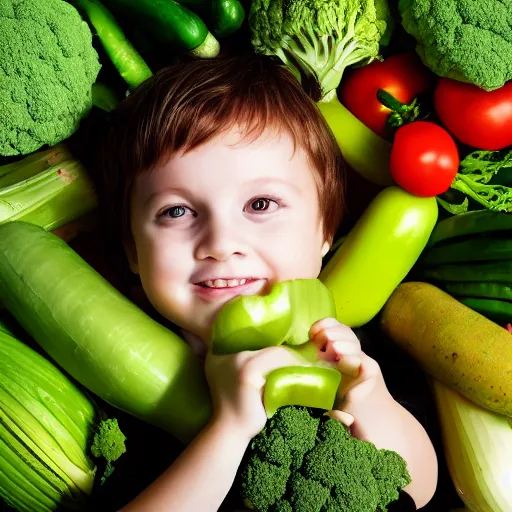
[435, 78, 512, 150]
[390, 122, 460, 198]
[340, 53, 433, 137]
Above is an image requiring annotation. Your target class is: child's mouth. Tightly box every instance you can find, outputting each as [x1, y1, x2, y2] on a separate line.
[194, 278, 266, 300]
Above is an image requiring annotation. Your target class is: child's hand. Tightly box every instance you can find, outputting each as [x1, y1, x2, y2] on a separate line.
[204, 346, 312, 440]
[309, 317, 383, 408]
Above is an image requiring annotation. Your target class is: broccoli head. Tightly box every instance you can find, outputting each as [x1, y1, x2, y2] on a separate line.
[239, 406, 411, 512]
[248, 0, 393, 100]
[0, 0, 101, 156]
[90, 418, 127, 485]
[399, 0, 512, 91]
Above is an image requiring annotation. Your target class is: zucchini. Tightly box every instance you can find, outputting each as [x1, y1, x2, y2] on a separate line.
[421, 236, 512, 266]
[427, 210, 512, 248]
[443, 282, 512, 303]
[433, 379, 512, 512]
[102, 0, 220, 58]
[420, 261, 512, 284]
[459, 297, 512, 327]
[0, 221, 211, 444]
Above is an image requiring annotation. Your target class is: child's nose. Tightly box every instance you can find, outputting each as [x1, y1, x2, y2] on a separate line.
[194, 218, 246, 261]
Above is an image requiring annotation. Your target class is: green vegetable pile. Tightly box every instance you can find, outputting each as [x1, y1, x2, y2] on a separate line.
[0, 0, 101, 156]
[240, 407, 411, 512]
[399, 0, 512, 91]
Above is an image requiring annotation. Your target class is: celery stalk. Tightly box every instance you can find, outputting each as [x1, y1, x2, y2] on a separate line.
[433, 379, 512, 512]
[0, 159, 97, 231]
[0, 145, 71, 188]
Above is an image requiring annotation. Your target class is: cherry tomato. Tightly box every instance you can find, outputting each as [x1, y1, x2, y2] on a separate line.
[435, 78, 512, 150]
[339, 53, 433, 137]
[390, 122, 460, 198]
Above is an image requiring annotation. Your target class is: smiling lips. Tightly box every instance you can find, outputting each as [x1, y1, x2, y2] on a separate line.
[194, 278, 266, 300]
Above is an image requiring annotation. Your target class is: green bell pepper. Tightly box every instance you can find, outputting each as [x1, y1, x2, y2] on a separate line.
[211, 279, 341, 416]
[211, 279, 336, 355]
[263, 366, 342, 418]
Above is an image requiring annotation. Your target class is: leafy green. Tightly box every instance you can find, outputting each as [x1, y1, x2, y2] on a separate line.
[399, 0, 512, 91]
[439, 149, 512, 214]
[0, 0, 101, 156]
[248, 0, 393, 100]
[239, 407, 411, 512]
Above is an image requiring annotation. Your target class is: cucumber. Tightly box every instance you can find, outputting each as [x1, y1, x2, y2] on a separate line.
[421, 236, 512, 266]
[444, 282, 512, 302]
[459, 298, 512, 327]
[0, 221, 211, 444]
[102, 0, 220, 58]
[427, 210, 512, 248]
[420, 261, 512, 284]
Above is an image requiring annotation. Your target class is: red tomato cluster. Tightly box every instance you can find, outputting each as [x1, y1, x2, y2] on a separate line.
[340, 52, 512, 198]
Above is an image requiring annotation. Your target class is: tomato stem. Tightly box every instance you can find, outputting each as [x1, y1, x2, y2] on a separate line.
[376, 88, 421, 131]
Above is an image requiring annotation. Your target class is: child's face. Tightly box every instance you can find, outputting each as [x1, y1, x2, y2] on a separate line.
[128, 127, 330, 342]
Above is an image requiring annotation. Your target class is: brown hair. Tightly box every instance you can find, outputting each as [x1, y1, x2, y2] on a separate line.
[93, 55, 346, 246]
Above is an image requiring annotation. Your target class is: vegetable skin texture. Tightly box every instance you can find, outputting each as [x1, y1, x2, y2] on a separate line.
[426, 209, 512, 248]
[249, 0, 393, 100]
[320, 186, 438, 327]
[0, 221, 211, 444]
[0, 0, 101, 156]
[240, 406, 411, 512]
[399, 0, 512, 91]
[433, 379, 512, 512]
[0, 327, 97, 511]
[380, 282, 512, 417]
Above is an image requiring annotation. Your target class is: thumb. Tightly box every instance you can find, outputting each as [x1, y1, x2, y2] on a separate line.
[325, 409, 355, 427]
[241, 345, 313, 391]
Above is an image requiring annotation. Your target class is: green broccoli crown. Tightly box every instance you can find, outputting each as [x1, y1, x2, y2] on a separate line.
[249, 0, 392, 100]
[90, 418, 127, 485]
[399, 0, 512, 91]
[0, 0, 101, 156]
[239, 406, 411, 512]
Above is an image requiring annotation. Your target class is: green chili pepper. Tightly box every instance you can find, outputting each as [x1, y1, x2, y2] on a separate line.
[263, 366, 342, 418]
[211, 279, 336, 355]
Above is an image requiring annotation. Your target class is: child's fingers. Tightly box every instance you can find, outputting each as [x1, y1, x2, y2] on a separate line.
[309, 317, 347, 337]
[325, 409, 355, 427]
[336, 354, 362, 378]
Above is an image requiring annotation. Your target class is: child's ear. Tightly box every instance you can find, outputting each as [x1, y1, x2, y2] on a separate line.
[321, 240, 330, 258]
[123, 239, 139, 275]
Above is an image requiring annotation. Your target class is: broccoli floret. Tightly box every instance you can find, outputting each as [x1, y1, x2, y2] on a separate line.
[90, 418, 127, 485]
[0, 0, 101, 156]
[289, 473, 330, 512]
[248, 0, 393, 100]
[399, 0, 512, 91]
[373, 450, 412, 511]
[239, 407, 411, 512]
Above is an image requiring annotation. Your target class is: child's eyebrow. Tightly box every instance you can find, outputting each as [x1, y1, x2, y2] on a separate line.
[245, 177, 301, 193]
[142, 187, 191, 208]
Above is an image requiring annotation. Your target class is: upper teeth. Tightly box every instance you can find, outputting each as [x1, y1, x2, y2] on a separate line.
[202, 278, 248, 288]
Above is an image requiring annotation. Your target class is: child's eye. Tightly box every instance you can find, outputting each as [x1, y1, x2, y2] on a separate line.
[158, 205, 194, 219]
[246, 197, 279, 213]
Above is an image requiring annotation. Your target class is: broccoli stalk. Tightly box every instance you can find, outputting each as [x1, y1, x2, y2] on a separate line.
[90, 418, 127, 485]
[239, 406, 411, 512]
[249, 0, 393, 101]
[439, 149, 512, 214]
